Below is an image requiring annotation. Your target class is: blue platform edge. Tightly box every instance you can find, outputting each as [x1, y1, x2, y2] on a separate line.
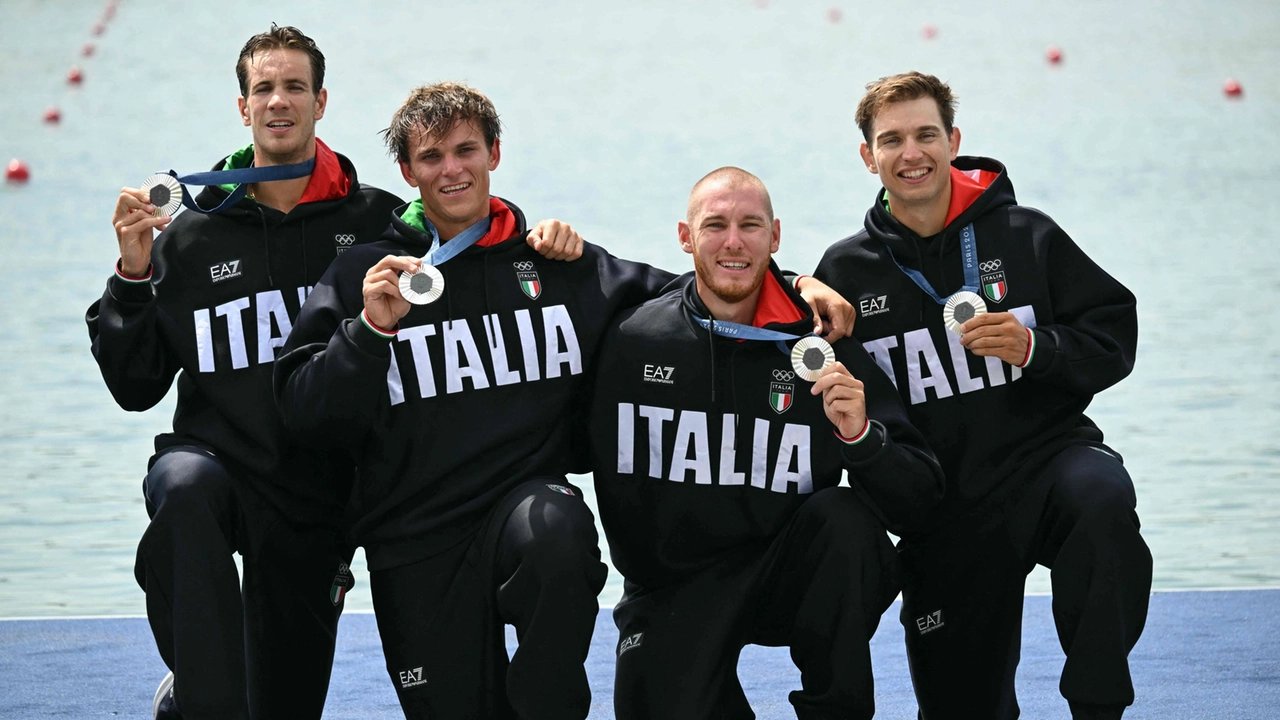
[1, 589, 1276, 719]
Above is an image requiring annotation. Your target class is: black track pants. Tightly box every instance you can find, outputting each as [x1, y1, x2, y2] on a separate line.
[371, 478, 608, 720]
[135, 446, 353, 720]
[899, 445, 1152, 720]
[612, 487, 900, 720]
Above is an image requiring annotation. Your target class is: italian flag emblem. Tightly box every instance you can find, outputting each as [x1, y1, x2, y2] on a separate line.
[769, 381, 794, 414]
[330, 562, 353, 606]
[514, 261, 542, 299]
[981, 271, 1007, 303]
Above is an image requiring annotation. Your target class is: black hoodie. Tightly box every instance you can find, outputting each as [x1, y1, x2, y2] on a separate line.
[87, 147, 403, 527]
[588, 265, 944, 590]
[813, 156, 1138, 529]
[273, 199, 680, 570]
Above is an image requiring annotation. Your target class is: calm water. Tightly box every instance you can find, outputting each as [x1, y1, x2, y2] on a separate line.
[1, 0, 1277, 617]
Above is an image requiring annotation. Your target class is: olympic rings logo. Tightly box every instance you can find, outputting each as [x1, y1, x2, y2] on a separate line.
[334, 234, 356, 246]
[513, 261, 535, 271]
[979, 260, 1002, 272]
[773, 370, 795, 382]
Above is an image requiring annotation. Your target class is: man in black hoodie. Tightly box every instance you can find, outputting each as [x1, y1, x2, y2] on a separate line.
[813, 72, 1151, 720]
[589, 167, 944, 720]
[274, 83, 855, 719]
[87, 27, 581, 720]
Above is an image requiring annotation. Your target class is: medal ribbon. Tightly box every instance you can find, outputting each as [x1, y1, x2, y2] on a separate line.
[887, 223, 979, 305]
[419, 214, 492, 266]
[690, 315, 806, 355]
[164, 157, 316, 215]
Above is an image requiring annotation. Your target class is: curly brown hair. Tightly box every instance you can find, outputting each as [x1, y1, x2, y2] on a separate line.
[381, 82, 502, 164]
[855, 72, 957, 144]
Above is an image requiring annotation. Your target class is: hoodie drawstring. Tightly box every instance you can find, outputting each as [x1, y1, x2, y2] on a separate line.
[257, 206, 274, 288]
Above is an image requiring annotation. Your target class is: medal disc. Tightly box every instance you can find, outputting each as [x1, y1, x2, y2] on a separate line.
[943, 291, 987, 334]
[399, 263, 445, 305]
[140, 174, 183, 217]
[791, 336, 835, 382]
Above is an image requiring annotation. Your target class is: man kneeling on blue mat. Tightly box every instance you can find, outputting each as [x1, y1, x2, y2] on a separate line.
[589, 167, 945, 720]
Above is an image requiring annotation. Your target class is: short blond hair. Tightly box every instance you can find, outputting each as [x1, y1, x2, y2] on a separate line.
[687, 167, 773, 223]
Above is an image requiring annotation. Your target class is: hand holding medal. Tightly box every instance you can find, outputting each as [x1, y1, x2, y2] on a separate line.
[807, 359, 868, 440]
[958, 312, 1033, 367]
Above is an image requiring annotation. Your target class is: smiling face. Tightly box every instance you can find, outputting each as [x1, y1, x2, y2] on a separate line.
[237, 48, 326, 166]
[398, 118, 500, 240]
[860, 95, 961, 214]
[679, 178, 781, 316]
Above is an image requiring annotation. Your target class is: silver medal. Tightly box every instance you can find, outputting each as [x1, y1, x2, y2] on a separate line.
[791, 336, 835, 382]
[399, 263, 445, 305]
[140, 174, 183, 217]
[943, 291, 987, 334]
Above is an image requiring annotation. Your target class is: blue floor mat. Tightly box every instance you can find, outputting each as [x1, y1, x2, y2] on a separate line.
[2, 589, 1276, 718]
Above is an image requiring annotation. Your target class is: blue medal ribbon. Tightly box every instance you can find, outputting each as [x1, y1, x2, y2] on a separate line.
[887, 222, 980, 305]
[690, 315, 806, 355]
[418, 213, 492, 266]
[164, 157, 316, 214]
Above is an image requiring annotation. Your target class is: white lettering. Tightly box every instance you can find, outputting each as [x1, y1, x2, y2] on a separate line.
[514, 309, 540, 382]
[904, 328, 953, 405]
[387, 350, 405, 406]
[668, 410, 711, 484]
[862, 336, 900, 389]
[542, 305, 582, 379]
[443, 319, 490, 394]
[750, 418, 770, 489]
[617, 403, 635, 473]
[214, 297, 251, 370]
[483, 314, 521, 386]
[771, 424, 813, 494]
[398, 325, 438, 399]
[194, 308, 214, 373]
[717, 414, 745, 486]
[945, 329, 984, 394]
[638, 405, 674, 479]
[255, 290, 292, 364]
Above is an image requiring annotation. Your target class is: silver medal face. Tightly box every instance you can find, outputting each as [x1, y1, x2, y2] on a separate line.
[943, 291, 988, 334]
[140, 174, 183, 217]
[399, 263, 445, 305]
[791, 336, 835, 382]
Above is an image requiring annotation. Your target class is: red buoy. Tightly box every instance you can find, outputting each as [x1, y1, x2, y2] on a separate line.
[43, 107, 61, 124]
[92, 23, 105, 36]
[1224, 78, 1243, 98]
[82, 43, 95, 57]
[826, 7, 843, 23]
[67, 66, 83, 84]
[6, 159, 30, 183]
[922, 24, 938, 39]
[1045, 45, 1063, 64]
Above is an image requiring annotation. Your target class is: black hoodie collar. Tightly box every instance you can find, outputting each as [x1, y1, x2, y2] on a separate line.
[865, 155, 1015, 265]
[191, 151, 363, 225]
[680, 260, 815, 338]
[382, 196, 528, 253]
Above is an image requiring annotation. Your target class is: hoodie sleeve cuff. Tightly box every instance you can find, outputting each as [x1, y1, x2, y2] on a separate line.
[107, 262, 155, 303]
[1020, 328, 1056, 373]
[836, 419, 886, 463]
[342, 312, 395, 357]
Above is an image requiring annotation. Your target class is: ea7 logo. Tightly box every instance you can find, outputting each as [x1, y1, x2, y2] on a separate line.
[209, 259, 243, 284]
[916, 610, 945, 635]
[643, 364, 675, 385]
[859, 295, 890, 318]
[618, 632, 644, 657]
[398, 667, 428, 689]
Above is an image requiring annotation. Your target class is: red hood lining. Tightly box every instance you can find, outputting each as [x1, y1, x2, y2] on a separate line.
[751, 271, 805, 327]
[296, 138, 351, 205]
[943, 165, 999, 228]
[477, 198, 517, 246]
